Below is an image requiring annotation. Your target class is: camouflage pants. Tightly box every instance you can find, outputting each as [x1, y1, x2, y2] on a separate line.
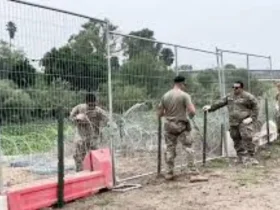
[230, 122, 255, 157]
[73, 134, 98, 172]
[164, 120, 195, 175]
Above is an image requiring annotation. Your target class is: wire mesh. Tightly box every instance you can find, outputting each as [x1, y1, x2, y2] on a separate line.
[107, 32, 224, 180]
[0, 0, 109, 188]
[177, 48, 224, 166]
[1, 0, 278, 190]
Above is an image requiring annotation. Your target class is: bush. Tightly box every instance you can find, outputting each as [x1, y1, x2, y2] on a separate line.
[27, 78, 84, 119]
[100, 80, 147, 113]
[0, 79, 33, 123]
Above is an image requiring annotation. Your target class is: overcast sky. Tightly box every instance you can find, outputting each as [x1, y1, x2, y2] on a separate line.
[0, 0, 279, 70]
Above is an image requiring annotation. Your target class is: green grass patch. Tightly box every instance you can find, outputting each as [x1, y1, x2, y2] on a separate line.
[206, 158, 229, 168]
[1, 121, 74, 155]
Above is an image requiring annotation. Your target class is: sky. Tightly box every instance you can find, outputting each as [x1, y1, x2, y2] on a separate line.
[0, 0, 279, 70]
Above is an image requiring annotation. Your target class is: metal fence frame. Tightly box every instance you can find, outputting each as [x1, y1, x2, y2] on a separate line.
[5, 0, 116, 189]
[216, 48, 272, 93]
[2, 0, 275, 189]
[215, 48, 273, 157]
[110, 31, 225, 182]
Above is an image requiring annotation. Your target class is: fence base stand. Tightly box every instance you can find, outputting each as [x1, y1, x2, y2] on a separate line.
[112, 184, 141, 192]
[5, 148, 113, 210]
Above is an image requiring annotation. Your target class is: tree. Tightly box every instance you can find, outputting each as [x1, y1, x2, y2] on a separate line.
[41, 19, 118, 91]
[160, 48, 174, 66]
[41, 46, 107, 91]
[120, 52, 172, 98]
[9, 59, 36, 88]
[6, 21, 17, 48]
[0, 40, 25, 79]
[122, 28, 162, 59]
[224, 63, 236, 70]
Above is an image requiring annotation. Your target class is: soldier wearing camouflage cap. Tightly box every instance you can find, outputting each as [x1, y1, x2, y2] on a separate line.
[70, 93, 109, 172]
[203, 81, 259, 165]
[157, 75, 198, 180]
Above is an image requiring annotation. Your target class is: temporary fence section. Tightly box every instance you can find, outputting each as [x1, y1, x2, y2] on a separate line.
[176, 46, 224, 165]
[108, 31, 180, 181]
[0, 0, 277, 200]
[0, 0, 112, 193]
[107, 31, 225, 181]
[216, 48, 276, 156]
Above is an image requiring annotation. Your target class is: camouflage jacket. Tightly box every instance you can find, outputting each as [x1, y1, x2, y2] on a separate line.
[70, 104, 109, 136]
[209, 91, 259, 126]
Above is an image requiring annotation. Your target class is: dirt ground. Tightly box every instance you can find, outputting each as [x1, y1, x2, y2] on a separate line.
[57, 142, 280, 210]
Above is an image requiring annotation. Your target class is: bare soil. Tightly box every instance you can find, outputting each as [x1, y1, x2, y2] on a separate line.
[60, 143, 280, 210]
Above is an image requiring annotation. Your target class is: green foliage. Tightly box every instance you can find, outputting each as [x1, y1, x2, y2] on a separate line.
[27, 78, 84, 119]
[41, 20, 112, 91]
[42, 45, 107, 91]
[0, 80, 33, 123]
[159, 48, 174, 66]
[120, 52, 171, 98]
[6, 21, 17, 47]
[9, 59, 36, 88]
[113, 85, 147, 113]
[1, 122, 60, 155]
[122, 28, 162, 59]
[225, 68, 266, 96]
[0, 40, 25, 79]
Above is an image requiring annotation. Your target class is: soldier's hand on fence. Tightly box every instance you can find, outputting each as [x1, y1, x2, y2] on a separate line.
[242, 117, 252, 125]
[202, 105, 211, 112]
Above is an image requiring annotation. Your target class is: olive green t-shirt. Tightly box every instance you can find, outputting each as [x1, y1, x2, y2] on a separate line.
[159, 89, 192, 121]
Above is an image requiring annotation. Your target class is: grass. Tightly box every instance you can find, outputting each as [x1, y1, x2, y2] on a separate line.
[1, 121, 74, 155]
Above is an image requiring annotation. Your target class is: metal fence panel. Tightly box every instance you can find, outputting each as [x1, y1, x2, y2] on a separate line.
[0, 0, 109, 190]
[108, 32, 225, 181]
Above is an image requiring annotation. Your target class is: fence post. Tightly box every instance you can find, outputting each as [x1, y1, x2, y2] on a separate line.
[174, 46, 178, 76]
[106, 23, 116, 186]
[0, 118, 3, 194]
[157, 117, 162, 176]
[203, 111, 207, 166]
[246, 54, 251, 92]
[57, 107, 64, 208]
[220, 124, 224, 156]
[265, 98, 270, 144]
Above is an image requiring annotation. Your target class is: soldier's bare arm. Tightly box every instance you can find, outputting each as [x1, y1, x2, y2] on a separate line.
[185, 94, 195, 118]
[208, 96, 228, 112]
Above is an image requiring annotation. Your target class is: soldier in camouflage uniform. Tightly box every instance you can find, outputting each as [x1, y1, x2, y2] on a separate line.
[70, 93, 108, 172]
[274, 83, 280, 135]
[203, 81, 259, 165]
[157, 75, 198, 180]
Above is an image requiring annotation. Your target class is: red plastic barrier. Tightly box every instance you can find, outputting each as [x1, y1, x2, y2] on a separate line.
[7, 148, 113, 210]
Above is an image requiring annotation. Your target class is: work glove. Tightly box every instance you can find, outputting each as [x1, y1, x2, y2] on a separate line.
[242, 117, 253, 125]
[202, 105, 211, 112]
